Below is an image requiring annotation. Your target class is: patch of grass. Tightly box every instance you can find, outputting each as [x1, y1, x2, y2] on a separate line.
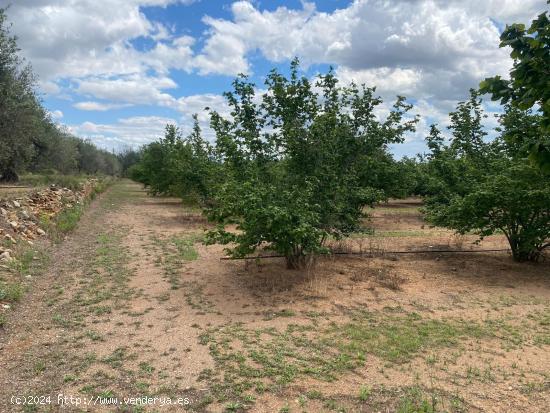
[63, 374, 77, 383]
[396, 387, 438, 413]
[534, 333, 550, 345]
[139, 362, 155, 374]
[198, 311, 490, 408]
[151, 233, 203, 289]
[55, 203, 84, 233]
[358, 385, 371, 402]
[182, 280, 216, 313]
[332, 311, 487, 364]
[172, 233, 203, 261]
[85, 330, 103, 341]
[33, 360, 46, 374]
[367, 206, 421, 215]
[102, 347, 129, 368]
[52, 313, 71, 328]
[19, 173, 87, 191]
[0, 281, 23, 302]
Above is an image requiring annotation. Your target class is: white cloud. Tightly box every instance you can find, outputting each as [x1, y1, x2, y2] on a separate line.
[73, 101, 133, 111]
[49, 109, 64, 120]
[76, 74, 178, 106]
[71, 115, 178, 150]
[3, 0, 547, 154]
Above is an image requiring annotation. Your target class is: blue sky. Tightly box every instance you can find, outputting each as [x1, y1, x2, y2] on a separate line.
[2, 0, 548, 157]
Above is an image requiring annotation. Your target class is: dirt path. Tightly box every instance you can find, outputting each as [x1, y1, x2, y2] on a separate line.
[0, 181, 219, 412]
[1, 181, 549, 413]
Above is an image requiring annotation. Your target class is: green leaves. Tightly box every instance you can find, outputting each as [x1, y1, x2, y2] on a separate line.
[479, 5, 550, 173]
[205, 60, 416, 267]
[424, 101, 550, 262]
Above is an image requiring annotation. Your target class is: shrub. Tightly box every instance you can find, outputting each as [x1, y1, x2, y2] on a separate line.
[205, 59, 417, 268]
[424, 94, 550, 262]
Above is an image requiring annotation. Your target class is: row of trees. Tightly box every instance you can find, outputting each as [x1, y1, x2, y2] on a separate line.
[129, 79, 550, 264]
[0, 8, 121, 181]
[131, 20, 550, 263]
[130, 60, 434, 268]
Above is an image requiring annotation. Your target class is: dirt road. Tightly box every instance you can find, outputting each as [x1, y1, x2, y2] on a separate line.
[1, 181, 549, 412]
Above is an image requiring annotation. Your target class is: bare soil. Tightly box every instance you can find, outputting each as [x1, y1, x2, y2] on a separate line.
[1, 182, 549, 413]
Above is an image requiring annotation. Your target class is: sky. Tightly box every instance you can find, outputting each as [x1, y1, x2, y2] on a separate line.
[2, 0, 548, 157]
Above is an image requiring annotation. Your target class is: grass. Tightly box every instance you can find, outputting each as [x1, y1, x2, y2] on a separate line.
[151, 232, 203, 289]
[0, 281, 24, 302]
[19, 173, 88, 191]
[37, 176, 113, 241]
[55, 203, 84, 233]
[367, 206, 422, 215]
[197, 311, 491, 407]
[332, 311, 487, 363]
[358, 385, 371, 401]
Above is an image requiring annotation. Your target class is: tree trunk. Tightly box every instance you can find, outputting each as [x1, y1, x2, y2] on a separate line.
[0, 168, 19, 182]
[286, 254, 305, 269]
[508, 235, 540, 262]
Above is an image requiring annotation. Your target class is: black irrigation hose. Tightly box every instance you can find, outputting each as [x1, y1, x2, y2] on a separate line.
[220, 248, 511, 260]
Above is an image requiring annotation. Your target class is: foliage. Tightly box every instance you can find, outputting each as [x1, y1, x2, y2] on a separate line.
[424, 92, 550, 262]
[0, 8, 120, 180]
[479, 2, 550, 173]
[116, 146, 142, 177]
[205, 59, 417, 267]
[130, 117, 217, 203]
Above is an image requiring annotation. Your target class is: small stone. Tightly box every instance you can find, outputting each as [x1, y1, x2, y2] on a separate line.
[13, 200, 21, 208]
[36, 228, 46, 236]
[2, 304, 10, 310]
[4, 234, 16, 244]
[9, 221, 18, 229]
[0, 207, 6, 215]
[0, 251, 11, 260]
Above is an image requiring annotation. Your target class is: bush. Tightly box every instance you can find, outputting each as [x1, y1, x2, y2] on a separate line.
[205, 60, 417, 268]
[424, 95, 550, 262]
[19, 173, 86, 191]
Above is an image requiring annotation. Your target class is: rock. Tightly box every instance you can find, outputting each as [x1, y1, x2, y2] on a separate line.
[13, 200, 21, 208]
[9, 221, 18, 229]
[36, 228, 46, 236]
[4, 234, 16, 244]
[0, 207, 6, 216]
[2, 304, 10, 310]
[0, 251, 11, 261]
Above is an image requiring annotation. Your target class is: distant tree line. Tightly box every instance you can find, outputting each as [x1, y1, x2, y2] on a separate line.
[0, 8, 120, 181]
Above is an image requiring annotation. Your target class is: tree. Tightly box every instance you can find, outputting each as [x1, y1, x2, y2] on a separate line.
[479, 2, 550, 173]
[0, 8, 120, 179]
[131, 119, 217, 203]
[424, 95, 550, 262]
[0, 8, 42, 181]
[206, 60, 417, 268]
